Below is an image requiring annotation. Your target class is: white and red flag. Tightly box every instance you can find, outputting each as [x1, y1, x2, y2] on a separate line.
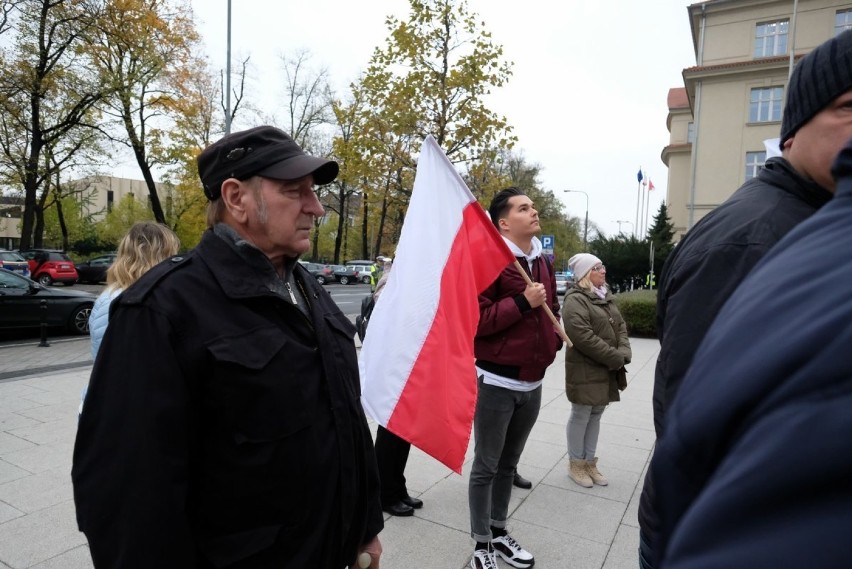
[359, 135, 515, 473]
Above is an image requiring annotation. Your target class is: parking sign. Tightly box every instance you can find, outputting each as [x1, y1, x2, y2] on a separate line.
[541, 234, 555, 255]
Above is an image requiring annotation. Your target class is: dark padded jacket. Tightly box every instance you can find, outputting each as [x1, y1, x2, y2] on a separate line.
[639, 157, 832, 565]
[72, 230, 383, 569]
[651, 142, 852, 568]
[475, 255, 561, 381]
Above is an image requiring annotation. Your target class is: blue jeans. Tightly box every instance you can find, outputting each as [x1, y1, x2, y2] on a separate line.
[469, 377, 541, 542]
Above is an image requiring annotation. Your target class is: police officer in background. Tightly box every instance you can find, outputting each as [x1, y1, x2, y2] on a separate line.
[72, 126, 383, 569]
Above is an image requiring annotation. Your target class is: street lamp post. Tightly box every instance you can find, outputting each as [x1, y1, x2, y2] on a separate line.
[225, 0, 232, 134]
[564, 190, 589, 248]
[615, 219, 634, 236]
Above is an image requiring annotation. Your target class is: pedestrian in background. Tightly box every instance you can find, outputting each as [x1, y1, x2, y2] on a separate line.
[88, 221, 180, 359]
[561, 254, 630, 488]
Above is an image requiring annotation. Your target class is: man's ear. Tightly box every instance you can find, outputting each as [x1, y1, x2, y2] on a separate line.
[220, 178, 249, 223]
[498, 217, 509, 232]
[782, 136, 795, 153]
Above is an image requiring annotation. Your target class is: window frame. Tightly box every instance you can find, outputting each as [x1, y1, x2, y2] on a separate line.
[837, 9, 852, 35]
[754, 20, 789, 58]
[745, 151, 767, 181]
[749, 86, 784, 123]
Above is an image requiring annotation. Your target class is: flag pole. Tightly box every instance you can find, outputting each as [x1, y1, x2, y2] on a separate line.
[643, 182, 651, 237]
[512, 260, 572, 347]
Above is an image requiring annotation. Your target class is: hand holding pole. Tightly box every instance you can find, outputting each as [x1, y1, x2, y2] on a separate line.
[513, 260, 572, 347]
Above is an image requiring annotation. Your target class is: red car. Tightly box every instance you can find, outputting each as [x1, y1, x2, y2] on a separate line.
[17, 249, 79, 286]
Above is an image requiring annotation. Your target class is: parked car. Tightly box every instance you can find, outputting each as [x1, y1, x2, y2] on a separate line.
[0, 249, 31, 278]
[0, 269, 94, 334]
[17, 249, 78, 286]
[555, 274, 569, 295]
[334, 264, 373, 285]
[298, 261, 334, 285]
[75, 253, 117, 284]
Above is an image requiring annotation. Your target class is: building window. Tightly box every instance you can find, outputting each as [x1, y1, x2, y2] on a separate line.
[749, 87, 784, 122]
[837, 10, 852, 35]
[754, 20, 788, 57]
[107, 190, 114, 212]
[745, 151, 766, 180]
[687, 122, 695, 144]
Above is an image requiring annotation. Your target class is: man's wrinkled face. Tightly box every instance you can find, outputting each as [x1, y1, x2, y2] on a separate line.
[243, 174, 325, 259]
[784, 89, 852, 193]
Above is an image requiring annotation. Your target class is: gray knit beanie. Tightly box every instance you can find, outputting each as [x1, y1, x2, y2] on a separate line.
[780, 30, 852, 148]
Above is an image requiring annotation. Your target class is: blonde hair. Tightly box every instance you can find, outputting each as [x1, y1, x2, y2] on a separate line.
[575, 274, 607, 293]
[106, 222, 181, 290]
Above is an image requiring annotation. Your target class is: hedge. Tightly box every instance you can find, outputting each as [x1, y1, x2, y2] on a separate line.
[613, 289, 657, 337]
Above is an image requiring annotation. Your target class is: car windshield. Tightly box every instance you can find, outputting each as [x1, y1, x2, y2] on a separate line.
[0, 252, 26, 262]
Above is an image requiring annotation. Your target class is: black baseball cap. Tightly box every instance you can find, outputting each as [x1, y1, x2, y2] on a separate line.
[197, 125, 339, 200]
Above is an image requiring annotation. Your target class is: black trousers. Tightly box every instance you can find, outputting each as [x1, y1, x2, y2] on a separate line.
[375, 425, 412, 507]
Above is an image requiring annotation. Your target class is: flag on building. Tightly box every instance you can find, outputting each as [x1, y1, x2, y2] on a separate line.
[637, 168, 644, 183]
[359, 135, 516, 473]
[648, 179, 655, 191]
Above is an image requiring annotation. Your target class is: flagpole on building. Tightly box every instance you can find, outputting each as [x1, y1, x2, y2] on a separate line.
[512, 260, 572, 347]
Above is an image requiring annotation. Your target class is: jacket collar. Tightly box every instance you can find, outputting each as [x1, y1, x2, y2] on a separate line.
[195, 229, 289, 300]
[760, 157, 834, 210]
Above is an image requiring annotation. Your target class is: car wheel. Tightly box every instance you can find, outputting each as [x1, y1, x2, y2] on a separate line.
[316, 275, 326, 285]
[339, 276, 350, 285]
[37, 273, 53, 286]
[361, 275, 371, 284]
[68, 304, 93, 335]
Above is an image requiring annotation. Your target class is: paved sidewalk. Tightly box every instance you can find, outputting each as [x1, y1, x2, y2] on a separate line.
[0, 336, 659, 569]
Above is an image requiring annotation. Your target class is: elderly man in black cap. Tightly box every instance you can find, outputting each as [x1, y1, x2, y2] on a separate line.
[73, 126, 384, 569]
[639, 30, 852, 569]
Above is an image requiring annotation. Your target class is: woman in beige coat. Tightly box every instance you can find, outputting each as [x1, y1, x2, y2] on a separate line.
[561, 253, 631, 488]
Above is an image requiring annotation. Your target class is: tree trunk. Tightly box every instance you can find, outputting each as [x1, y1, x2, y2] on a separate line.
[56, 194, 69, 251]
[333, 183, 347, 264]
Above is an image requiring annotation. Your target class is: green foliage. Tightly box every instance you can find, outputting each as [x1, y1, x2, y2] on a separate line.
[590, 235, 651, 292]
[613, 290, 657, 337]
[648, 202, 675, 279]
[97, 195, 154, 244]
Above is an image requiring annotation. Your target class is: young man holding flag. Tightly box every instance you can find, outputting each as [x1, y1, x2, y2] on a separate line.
[468, 187, 562, 569]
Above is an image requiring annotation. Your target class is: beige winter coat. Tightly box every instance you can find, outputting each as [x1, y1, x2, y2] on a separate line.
[561, 286, 632, 406]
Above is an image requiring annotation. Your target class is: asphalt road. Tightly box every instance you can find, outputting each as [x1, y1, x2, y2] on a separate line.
[0, 281, 372, 344]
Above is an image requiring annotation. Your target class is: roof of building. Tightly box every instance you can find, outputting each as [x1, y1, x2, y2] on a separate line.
[667, 88, 690, 110]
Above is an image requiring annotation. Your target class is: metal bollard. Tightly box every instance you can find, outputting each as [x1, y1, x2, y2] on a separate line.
[38, 299, 50, 347]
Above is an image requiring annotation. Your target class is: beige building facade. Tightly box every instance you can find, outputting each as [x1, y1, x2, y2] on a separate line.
[663, 0, 852, 237]
[0, 176, 171, 249]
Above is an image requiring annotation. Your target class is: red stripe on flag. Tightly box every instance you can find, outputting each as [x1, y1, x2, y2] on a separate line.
[386, 202, 514, 473]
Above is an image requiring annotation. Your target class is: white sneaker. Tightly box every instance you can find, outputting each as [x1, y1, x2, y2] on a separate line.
[492, 534, 535, 568]
[470, 547, 498, 569]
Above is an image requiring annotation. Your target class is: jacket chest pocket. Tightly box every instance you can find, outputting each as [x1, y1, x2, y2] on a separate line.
[205, 325, 315, 443]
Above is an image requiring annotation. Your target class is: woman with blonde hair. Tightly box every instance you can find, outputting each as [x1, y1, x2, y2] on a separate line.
[89, 221, 181, 358]
[561, 253, 631, 488]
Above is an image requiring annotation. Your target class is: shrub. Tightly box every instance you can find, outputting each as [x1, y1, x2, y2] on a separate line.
[614, 289, 657, 337]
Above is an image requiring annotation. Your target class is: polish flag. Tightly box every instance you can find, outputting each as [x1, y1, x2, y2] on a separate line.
[360, 135, 515, 473]
[648, 179, 655, 191]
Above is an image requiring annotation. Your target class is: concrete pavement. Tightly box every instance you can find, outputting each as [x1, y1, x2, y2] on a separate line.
[0, 334, 659, 569]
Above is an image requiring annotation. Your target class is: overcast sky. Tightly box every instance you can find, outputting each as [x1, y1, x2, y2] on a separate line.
[188, 0, 697, 239]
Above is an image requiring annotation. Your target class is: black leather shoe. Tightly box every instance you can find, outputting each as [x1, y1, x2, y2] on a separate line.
[513, 472, 533, 489]
[383, 501, 414, 517]
[401, 495, 423, 509]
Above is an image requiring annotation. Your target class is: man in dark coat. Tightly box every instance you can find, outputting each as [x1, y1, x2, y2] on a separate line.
[640, 30, 852, 568]
[72, 126, 383, 569]
[650, 136, 852, 569]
